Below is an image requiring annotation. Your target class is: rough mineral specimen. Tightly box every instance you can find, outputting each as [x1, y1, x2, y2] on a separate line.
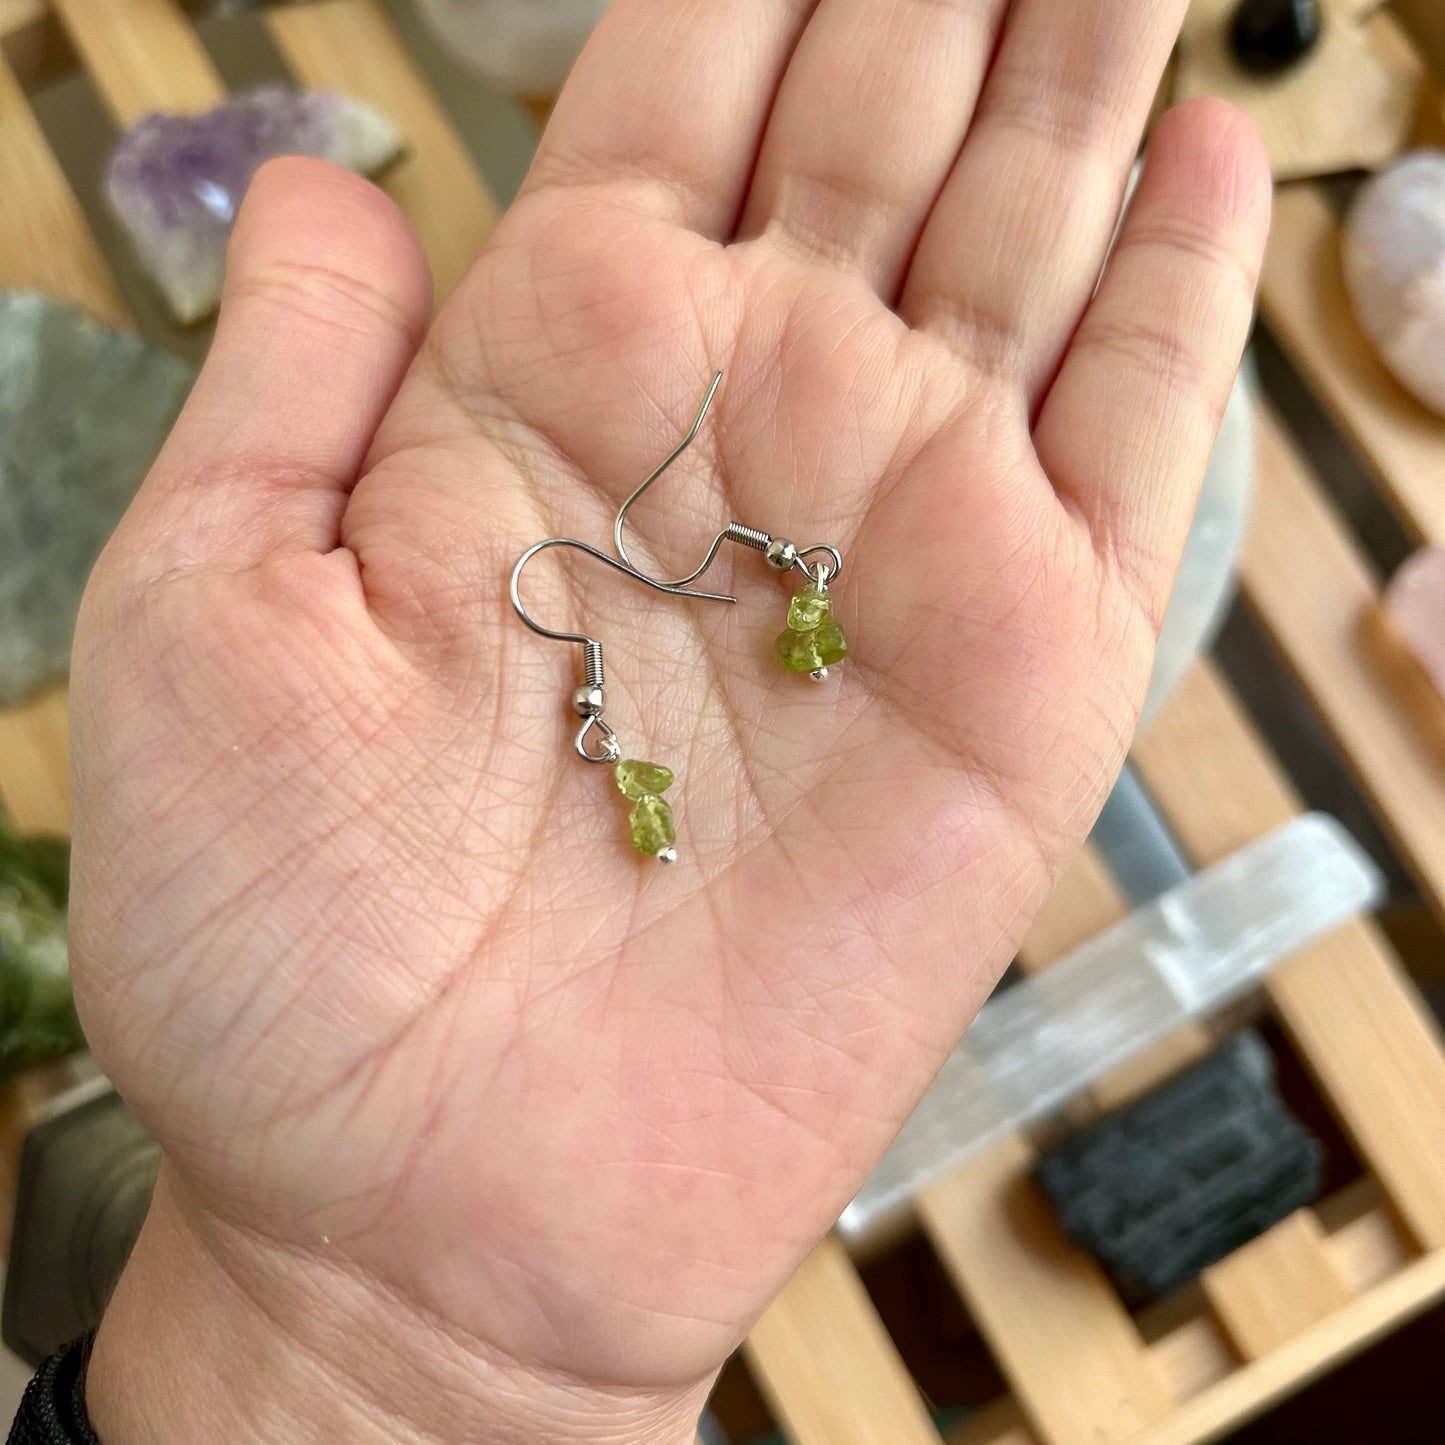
[1386, 547, 1445, 697]
[1034, 1031, 1324, 1303]
[105, 87, 403, 324]
[0, 821, 83, 1078]
[0, 291, 193, 704]
[1343, 151, 1445, 418]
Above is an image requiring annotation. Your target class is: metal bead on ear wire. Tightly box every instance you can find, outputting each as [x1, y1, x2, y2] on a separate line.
[612, 372, 849, 683]
[509, 536, 731, 862]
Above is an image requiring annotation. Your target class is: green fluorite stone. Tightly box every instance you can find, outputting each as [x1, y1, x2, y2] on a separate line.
[774, 620, 848, 673]
[787, 582, 832, 632]
[615, 759, 674, 800]
[629, 795, 676, 856]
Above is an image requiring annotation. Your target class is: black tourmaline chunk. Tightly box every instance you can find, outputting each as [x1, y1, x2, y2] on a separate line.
[1230, 0, 1323, 75]
[1034, 1031, 1323, 1303]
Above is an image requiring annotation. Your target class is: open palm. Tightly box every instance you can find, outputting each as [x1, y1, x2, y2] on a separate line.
[69, 0, 1269, 1439]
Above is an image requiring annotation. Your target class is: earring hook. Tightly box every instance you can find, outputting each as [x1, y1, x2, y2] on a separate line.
[613, 371, 845, 589]
[614, 372, 729, 588]
[509, 536, 733, 763]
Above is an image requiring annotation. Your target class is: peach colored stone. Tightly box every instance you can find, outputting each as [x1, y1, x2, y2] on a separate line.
[1386, 547, 1445, 695]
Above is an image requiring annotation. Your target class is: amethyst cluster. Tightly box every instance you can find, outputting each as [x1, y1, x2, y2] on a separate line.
[106, 86, 402, 324]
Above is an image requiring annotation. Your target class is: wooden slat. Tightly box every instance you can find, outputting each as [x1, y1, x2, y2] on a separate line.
[920, 1142, 1173, 1444]
[0, 53, 125, 326]
[0, 0, 45, 37]
[0, 685, 69, 834]
[1240, 406, 1445, 923]
[1327, 1202, 1413, 1294]
[1126, 1245, 1445, 1445]
[1260, 182, 1445, 547]
[1133, 661, 1445, 1249]
[265, 0, 499, 302]
[1202, 1212, 1352, 1359]
[0, 50, 129, 831]
[50, 0, 223, 123]
[945, 1198, 1413, 1445]
[1147, 1316, 1237, 1407]
[744, 1235, 942, 1445]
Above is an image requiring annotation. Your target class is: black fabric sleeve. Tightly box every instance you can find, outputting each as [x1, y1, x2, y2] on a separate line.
[7, 1339, 99, 1445]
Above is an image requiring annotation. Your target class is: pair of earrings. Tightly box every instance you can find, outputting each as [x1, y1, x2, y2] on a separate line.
[509, 372, 848, 863]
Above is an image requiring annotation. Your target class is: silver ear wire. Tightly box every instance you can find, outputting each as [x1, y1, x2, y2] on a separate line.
[509, 536, 731, 764]
[612, 371, 845, 593]
[509, 536, 712, 860]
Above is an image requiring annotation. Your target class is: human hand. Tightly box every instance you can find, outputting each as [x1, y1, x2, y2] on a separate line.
[69, 1, 1269, 1440]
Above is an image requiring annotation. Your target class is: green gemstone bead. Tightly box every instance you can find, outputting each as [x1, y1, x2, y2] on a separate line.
[774, 619, 846, 673]
[615, 759, 674, 799]
[813, 620, 848, 666]
[774, 626, 821, 673]
[787, 581, 832, 632]
[629, 794, 676, 856]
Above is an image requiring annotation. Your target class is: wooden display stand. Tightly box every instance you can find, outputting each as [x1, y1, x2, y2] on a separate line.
[2, 3, 1444, 1442]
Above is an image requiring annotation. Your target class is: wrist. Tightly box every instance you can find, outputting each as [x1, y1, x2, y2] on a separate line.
[87, 1169, 709, 1445]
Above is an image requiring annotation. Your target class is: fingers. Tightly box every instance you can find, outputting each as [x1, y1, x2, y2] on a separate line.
[1033, 99, 1272, 622]
[524, 0, 818, 236]
[118, 157, 431, 572]
[736, 0, 1009, 296]
[901, 0, 1189, 402]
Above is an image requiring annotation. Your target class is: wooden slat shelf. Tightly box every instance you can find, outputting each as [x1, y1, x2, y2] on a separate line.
[1201, 1212, 1353, 1362]
[50, 0, 224, 122]
[1260, 182, 1445, 548]
[1136, 661, 1445, 1253]
[1239, 406, 1445, 925]
[0, 44, 122, 835]
[745, 1235, 944, 1445]
[3, 5, 1445, 1444]
[264, 0, 498, 300]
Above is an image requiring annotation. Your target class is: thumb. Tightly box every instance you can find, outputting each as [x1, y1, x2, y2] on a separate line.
[116, 155, 433, 574]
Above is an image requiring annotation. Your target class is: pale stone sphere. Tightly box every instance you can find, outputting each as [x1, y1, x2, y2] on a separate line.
[1342, 151, 1445, 418]
[412, 0, 613, 97]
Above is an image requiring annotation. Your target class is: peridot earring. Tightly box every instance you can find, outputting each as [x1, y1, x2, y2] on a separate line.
[509, 536, 730, 862]
[613, 372, 849, 682]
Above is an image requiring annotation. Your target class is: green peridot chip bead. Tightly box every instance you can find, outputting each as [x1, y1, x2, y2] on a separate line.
[774, 620, 848, 673]
[774, 627, 821, 673]
[813, 621, 848, 666]
[786, 581, 831, 632]
[629, 794, 676, 856]
[615, 759, 675, 799]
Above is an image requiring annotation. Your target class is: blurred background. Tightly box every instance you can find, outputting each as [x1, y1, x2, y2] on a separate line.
[2, 1, 1445, 1441]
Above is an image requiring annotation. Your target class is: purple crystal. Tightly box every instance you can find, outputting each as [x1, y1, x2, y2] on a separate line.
[105, 87, 402, 325]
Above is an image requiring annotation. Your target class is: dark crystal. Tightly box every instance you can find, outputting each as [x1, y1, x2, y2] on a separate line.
[1231, 0, 1323, 75]
[1034, 1031, 1324, 1303]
